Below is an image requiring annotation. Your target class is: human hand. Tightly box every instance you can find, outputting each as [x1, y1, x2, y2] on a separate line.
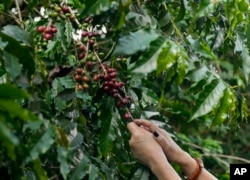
[127, 121, 168, 168]
[132, 119, 187, 164]
[131, 120, 218, 180]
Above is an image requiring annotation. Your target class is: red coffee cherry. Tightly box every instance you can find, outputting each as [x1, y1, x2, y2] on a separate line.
[123, 113, 131, 119]
[37, 26, 46, 33]
[82, 31, 89, 37]
[43, 33, 53, 40]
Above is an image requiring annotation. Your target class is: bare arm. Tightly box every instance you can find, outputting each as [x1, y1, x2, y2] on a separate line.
[133, 119, 218, 180]
[127, 122, 181, 180]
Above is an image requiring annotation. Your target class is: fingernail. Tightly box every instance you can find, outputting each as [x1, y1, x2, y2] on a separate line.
[153, 131, 159, 137]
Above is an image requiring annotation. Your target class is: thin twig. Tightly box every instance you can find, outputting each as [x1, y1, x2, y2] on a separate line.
[23, 0, 44, 18]
[15, 0, 24, 28]
[202, 153, 250, 164]
[94, 50, 107, 74]
[183, 141, 250, 164]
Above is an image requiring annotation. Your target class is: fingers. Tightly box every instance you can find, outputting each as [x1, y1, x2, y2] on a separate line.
[133, 119, 161, 133]
[127, 122, 138, 134]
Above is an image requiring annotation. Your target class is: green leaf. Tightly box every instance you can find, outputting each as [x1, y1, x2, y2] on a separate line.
[70, 156, 90, 180]
[88, 164, 99, 180]
[98, 111, 114, 157]
[65, 21, 73, 47]
[212, 88, 235, 126]
[0, 99, 36, 121]
[175, 0, 187, 22]
[129, 36, 167, 73]
[57, 146, 70, 179]
[0, 121, 19, 160]
[25, 126, 55, 163]
[157, 42, 176, 75]
[56, 22, 68, 52]
[156, 40, 188, 83]
[127, 4, 157, 30]
[33, 159, 49, 180]
[0, 36, 8, 49]
[241, 43, 250, 84]
[70, 132, 84, 148]
[58, 76, 76, 89]
[3, 51, 22, 80]
[239, 94, 249, 121]
[194, 0, 217, 19]
[190, 79, 226, 121]
[0, 84, 29, 99]
[238, 0, 249, 12]
[56, 127, 69, 147]
[130, 166, 150, 180]
[2, 25, 34, 47]
[84, 0, 110, 16]
[113, 29, 159, 56]
[0, 31, 35, 75]
[187, 67, 209, 82]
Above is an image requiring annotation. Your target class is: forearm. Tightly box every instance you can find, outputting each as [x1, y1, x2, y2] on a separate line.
[150, 160, 181, 180]
[176, 152, 218, 180]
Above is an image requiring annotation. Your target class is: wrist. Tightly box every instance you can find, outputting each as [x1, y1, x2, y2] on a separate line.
[175, 152, 197, 177]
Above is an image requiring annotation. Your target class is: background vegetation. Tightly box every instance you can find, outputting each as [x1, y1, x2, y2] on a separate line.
[0, 0, 250, 179]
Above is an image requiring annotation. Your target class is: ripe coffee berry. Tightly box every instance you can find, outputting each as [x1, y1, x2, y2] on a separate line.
[51, 27, 58, 33]
[123, 113, 131, 119]
[78, 53, 85, 60]
[93, 74, 99, 81]
[76, 68, 83, 75]
[61, 5, 70, 13]
[88, 39, 95, 46]
[82, 31, 88, 37]
[82, 76, 90, 82]
[37, 26, 46, 33]
[43, 33, 53, 40]
[74, 74, 81, 82]
[79, 45, 86, 51]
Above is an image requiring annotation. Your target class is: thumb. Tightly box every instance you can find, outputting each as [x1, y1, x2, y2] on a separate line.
[127, 122, 140, 135]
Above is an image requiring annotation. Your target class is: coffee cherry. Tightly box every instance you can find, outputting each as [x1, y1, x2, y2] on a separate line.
[83, 83, 89, 89]
[61, 5, 70, 13]
[51, 27, 58, 33]
[123, 113, 131, 119]
[76, 68, 83, 75]
[74, 74, 82, 82]
[113, 93, 119, 98]
[44, 27, 53, 33]
[93, 74, 99, 81]
[104, 86, 109, 91]
[82, 31, 89, 37]
[82, 76, 90, 83]
[84, 16, 92, 23]
[86, 61, 93, 69]
[43, 33, 53, 40]
[121, 98, 129, 105]
[70, 14, 75, 20]
[37, 26, 46, 33]
[79, 45, 86, 51]
[118, 82, 125, 87]
[109, 72, 117, 78]
[78, 53, 85, 59]
[88, 39, 95, 46]
[77, 84, 83, 90]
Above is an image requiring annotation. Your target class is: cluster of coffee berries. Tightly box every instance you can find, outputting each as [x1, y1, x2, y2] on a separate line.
[73, 60, 132, 120]
[48, 4, 76, 20]
[74, 67, 91, 90]
[100, 65, 132, 120]
[37, 25, 57, 41]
